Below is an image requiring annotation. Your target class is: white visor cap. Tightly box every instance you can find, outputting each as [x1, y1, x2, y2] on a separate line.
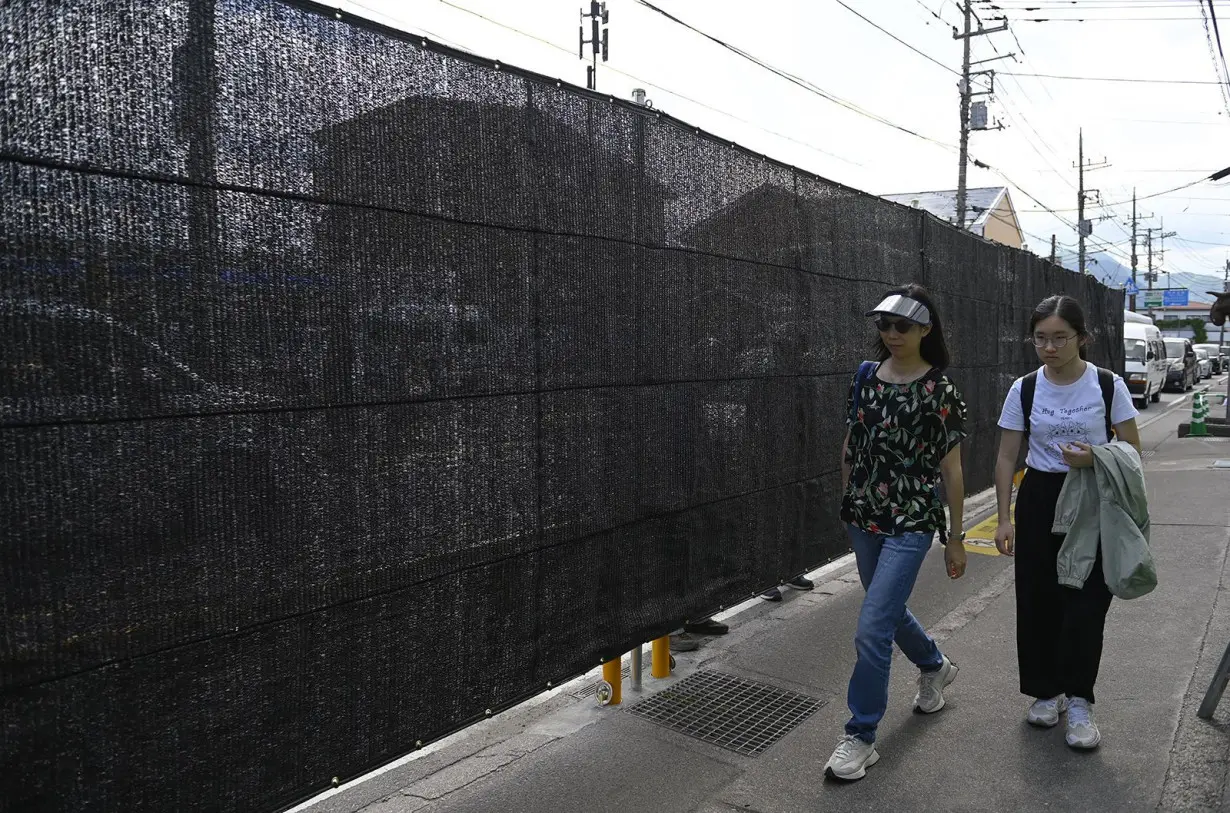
[865, 294, 931, 325]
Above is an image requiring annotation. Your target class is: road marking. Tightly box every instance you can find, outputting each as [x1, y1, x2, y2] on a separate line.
[964, 506, 1013, 556]
[1139, 376, 1228, 431]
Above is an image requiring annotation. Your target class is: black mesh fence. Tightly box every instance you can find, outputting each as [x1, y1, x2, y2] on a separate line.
[0, 1, 1123, 811]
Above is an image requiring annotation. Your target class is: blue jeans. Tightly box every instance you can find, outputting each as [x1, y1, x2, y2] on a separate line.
[844, 524, 944, 743]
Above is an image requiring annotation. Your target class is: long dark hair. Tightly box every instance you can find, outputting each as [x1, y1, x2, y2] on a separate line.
[873, 283, 951, 370]
[1030, 294, 1090, 360]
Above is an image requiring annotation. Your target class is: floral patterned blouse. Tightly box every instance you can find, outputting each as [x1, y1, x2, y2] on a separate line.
[840, 364, 968, 535]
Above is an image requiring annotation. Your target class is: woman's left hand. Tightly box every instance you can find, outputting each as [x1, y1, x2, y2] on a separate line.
[1060, 441, 1095, 469]
[945, 540, 967, 580]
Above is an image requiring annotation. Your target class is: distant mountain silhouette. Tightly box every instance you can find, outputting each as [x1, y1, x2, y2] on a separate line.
[1052, 250, 1219, 304]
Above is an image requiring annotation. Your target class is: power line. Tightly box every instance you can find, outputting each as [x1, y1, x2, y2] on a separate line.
[394, 0, 1213, 267]
[1017, 178, 1213, 212]
[1004, 16, 1216, 22]
[995, 99, 1077, 192]
[633, 0, 958, 150]
[912, 0, 951, 25]
[1025, 167, 1230, 173]
[1001, 71, 1225, 84]
[989, 32, 1079, 161]
[381, 0, 864, 167]
[1175, 236, 1230, 246]
[831, 0, 960, 75]
[985, 3, 1215, 9]
[1199, 0, 1230, 116]
[985, 1, 1226, 7]
[1211, 0, 1230, 74]
[1103, 117, 1230, 126]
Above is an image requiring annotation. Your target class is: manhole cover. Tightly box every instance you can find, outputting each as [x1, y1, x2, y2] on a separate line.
[628, 670, 824, 756]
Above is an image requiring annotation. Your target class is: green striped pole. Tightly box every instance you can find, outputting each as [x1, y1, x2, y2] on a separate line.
[1191, 392, 1209, 437]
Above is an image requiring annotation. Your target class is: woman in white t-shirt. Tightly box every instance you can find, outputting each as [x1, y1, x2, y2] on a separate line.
[992, 295, 1141, 751]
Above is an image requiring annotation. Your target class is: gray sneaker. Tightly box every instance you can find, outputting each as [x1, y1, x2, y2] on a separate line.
[1066, 697, 1101, 749]
[824, 734, 879, 781]
[1027, 695, 1070, 728]
[914, 655, 958, 713]
[669, 633, 700, 652]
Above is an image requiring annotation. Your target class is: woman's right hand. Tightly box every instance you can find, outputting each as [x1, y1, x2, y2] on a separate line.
[994, 521, 1015, 557]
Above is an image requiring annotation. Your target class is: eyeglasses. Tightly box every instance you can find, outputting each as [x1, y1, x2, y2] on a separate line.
[874, 317, 916, 334]
[1029, 334, 1075, 348]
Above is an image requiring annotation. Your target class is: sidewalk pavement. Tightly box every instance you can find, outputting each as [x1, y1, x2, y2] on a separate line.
[300, 382, 1230, 813]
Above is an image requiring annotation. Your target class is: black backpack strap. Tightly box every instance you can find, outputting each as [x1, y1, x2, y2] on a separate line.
[1096, 367, 1115, 441]
[1020, 370, 1039, 442]
[1021, 367, 1115, 443]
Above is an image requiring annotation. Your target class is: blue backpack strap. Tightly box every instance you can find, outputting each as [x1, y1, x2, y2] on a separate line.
[850, 361, 877, 424]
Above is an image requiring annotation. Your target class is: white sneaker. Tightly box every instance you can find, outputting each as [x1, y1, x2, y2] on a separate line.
[1027, 695, 1070, 728]
[1066, 697, 1101, 749]
[913, 655, 959, 713]
[824, 734, 880, 781]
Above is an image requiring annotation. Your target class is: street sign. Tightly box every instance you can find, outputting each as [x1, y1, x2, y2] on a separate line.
[1164, 289, 1190, 307]
[1144, 290, 1164, 308]
[1124, 279, 1139, 296]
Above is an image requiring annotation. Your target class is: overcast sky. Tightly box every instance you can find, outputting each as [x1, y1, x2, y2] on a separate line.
[339, 0, 1230, 285]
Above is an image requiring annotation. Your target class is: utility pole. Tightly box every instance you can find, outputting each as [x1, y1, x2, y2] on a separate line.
[1222, 258, 1229, 349]
[956, 2, 972, 230]
[1130, 189, 1138, 312]
[1074, 129, 1110, 275]
[954, 2, 1008, 230]
[1078, 131, 1085, 276]
[1159, 218, 1177, 291]
[1146, 228, 1155, 320]
[579, 1, 609, 90]
[1050, 234, 1057, 265]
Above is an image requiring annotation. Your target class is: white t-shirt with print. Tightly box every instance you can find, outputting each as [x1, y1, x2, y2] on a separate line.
[997, 363, 1139, 473]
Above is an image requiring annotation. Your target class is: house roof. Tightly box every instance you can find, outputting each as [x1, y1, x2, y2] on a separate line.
[313, 95, 674, 199]
[881, 187, 1009, 231]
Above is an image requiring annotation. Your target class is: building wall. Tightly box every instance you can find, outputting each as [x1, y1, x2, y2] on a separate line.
[1141, 305, 1224, 342]
[981, 195, 1023, 249]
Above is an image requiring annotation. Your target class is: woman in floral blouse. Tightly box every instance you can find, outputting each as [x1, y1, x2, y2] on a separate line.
[824, 283, 969, 782]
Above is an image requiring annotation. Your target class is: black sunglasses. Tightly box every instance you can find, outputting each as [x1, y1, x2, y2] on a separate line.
[874, 317, 917, 334]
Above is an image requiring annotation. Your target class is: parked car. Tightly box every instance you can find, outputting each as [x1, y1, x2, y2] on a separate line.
[1195, 348, 1213, 380]
[1123, 317, 1166, 408]
[1163, 337, 1198, 392]
[1193, 343, 1226, 375]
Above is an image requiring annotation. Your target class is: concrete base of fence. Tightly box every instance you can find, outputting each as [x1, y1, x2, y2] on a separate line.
[1178, 420, 1230, 438]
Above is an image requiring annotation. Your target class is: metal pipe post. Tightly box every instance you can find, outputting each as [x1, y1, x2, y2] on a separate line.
[630, 645, 642, 691]
[1198, 639, 1230, 719]
[651, 636, 671, 678]
[601, 658, 622, 706]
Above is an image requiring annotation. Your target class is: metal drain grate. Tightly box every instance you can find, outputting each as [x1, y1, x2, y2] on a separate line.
[628, 670, 824, 756]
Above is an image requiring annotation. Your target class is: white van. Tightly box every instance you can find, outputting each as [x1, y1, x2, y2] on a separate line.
[1123, 313, 1166, 408]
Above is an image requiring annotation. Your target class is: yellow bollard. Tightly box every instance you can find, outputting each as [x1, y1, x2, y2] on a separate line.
[600, 658, 622, 706]
[651, 635, 671, 678]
